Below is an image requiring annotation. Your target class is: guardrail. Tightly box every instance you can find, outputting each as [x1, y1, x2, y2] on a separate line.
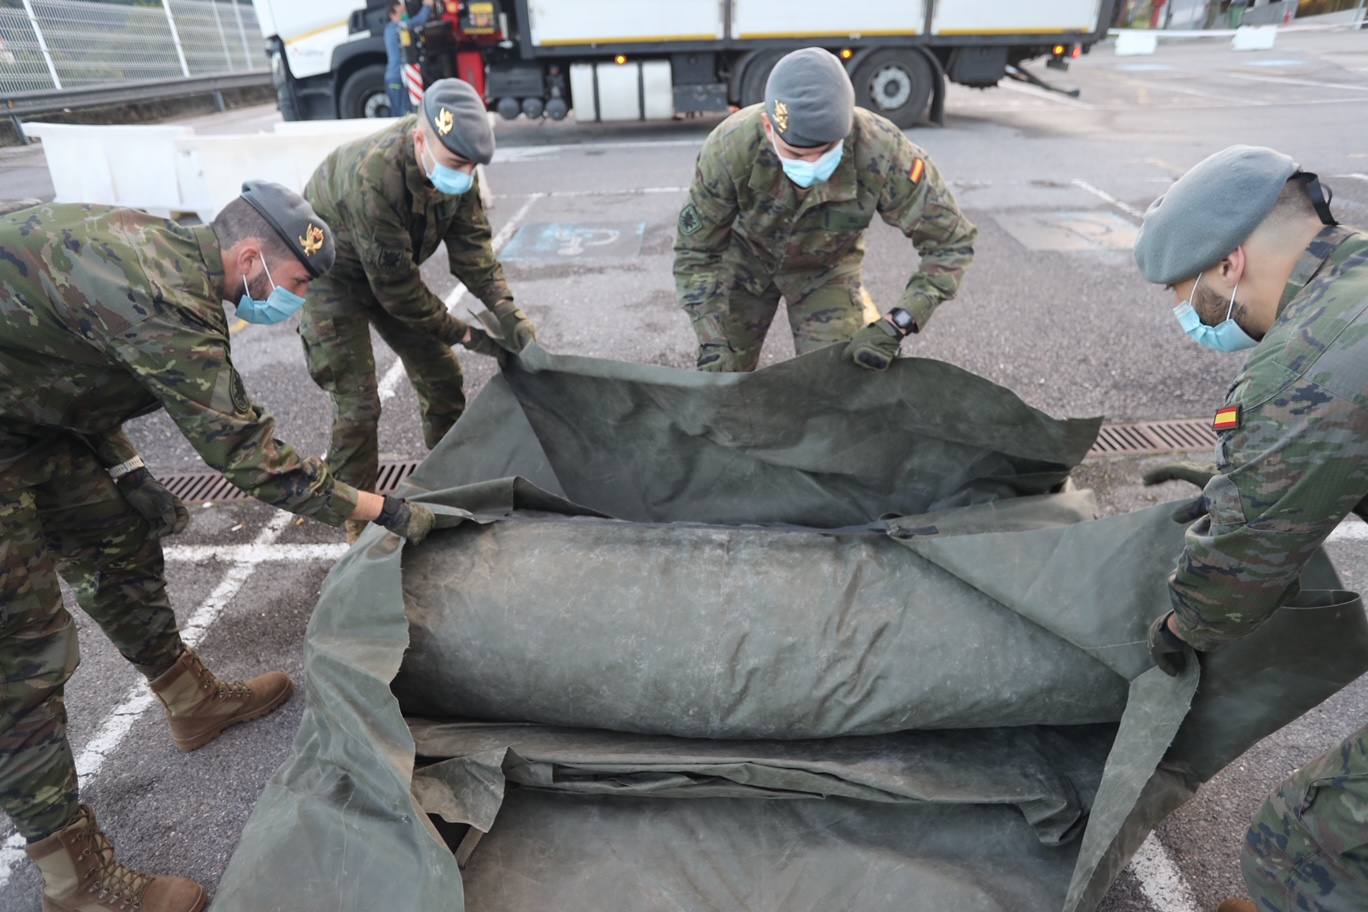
[0, 0, 269, 136]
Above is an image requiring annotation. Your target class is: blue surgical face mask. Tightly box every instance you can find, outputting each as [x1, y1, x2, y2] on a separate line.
[422, 142, 474, 196]
[772, 138, 844, 189]
[237, 255, 305, 325]
[1173, 274, 1257, 353]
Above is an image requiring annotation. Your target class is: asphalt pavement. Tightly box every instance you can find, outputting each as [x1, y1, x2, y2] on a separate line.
[2, 28, 1368, 912]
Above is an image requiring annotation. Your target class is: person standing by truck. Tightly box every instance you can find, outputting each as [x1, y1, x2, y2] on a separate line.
[673, 48, 977, 373]
[383, 0, 433, 116]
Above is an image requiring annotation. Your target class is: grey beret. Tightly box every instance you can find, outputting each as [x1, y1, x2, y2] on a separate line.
[1134, 145, 1298, 285]
[422, 77, 494, 165]
[239, 180, 334, 277]
[764, 47, 854, 148]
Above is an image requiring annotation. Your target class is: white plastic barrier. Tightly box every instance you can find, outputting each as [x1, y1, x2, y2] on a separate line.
[272, 117, 393, 138]
[1114, 30, 1159, 55]
[30, 116, 490, 220]
[1232, 25, 1279, 50]
[26, 122, 193, 211]
[27, 118, 404, 219]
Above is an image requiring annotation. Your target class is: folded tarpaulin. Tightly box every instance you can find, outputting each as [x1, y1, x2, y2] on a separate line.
[211, 346, 1368, 912]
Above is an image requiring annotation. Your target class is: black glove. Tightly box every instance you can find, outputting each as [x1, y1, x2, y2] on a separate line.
[696, 343, 737, 372]
[844, 320, 903, 371]
[117, 467, 189, 538]
[1147, 612, 1191, 677]
[374, 495, 435, 544]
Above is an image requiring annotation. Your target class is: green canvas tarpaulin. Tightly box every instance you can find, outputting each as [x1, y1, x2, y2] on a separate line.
[212, 346, 1368, 912]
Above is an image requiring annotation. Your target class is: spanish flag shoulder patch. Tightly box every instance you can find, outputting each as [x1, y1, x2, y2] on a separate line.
[1212, 405, 1241, 433]
[909, 158, 925, 184]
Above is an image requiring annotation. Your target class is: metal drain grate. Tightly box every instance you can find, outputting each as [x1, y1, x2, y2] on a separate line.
[160, 459, 422, 504]
[1088, 419, 1216, 457]
[156, 420, 1216, 504]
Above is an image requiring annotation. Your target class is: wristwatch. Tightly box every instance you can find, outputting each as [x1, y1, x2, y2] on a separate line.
[108, 455, 145, 481]
[887, 307, 918, 338]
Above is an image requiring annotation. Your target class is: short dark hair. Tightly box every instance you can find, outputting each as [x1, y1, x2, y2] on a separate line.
[211, 197, 295, 265]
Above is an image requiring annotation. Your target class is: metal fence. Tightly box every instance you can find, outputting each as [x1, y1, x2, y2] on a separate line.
[0, 0, 264, 98]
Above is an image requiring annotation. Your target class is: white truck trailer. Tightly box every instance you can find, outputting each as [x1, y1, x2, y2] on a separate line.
[252, 0, 1116, 127]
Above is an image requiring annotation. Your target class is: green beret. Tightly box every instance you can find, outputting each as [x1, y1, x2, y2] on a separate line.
[239, 180, 334, 277]
[764, 47, 854, 148]
[422, 78, 495, 165]
[1134, 145, 1298, 285]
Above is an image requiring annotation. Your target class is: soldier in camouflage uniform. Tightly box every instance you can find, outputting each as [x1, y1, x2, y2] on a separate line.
[302, 78, 534, 539]
[1134, 146, 1368, 912]
[673, 47, 976, 372]
[0, 182, 432, 912]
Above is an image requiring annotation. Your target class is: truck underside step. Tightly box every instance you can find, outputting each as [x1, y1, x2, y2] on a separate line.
[156, 420, 1216, 505]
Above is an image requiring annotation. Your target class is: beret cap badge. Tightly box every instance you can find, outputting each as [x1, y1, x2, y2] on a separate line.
[300, 223, 325, 257]
[436, 106, 455, 136]
[773, 100, 789, 133]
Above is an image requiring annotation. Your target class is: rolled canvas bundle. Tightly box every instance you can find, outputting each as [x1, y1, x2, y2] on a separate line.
[214, 347, 1368, 912]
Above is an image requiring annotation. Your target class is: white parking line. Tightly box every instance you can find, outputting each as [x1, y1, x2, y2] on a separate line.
[1131, 834, 1203, 912]
[0, 512, 295, 889]
[1227, 73, 1368, 93]
[1070, 179, 1147, 221]
[377, 192, 543, 404]
[496, 138, 703, 162]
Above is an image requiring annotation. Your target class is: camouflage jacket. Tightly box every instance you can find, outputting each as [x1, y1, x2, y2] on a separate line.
[673, 105, 976, 346]
[304, 116, 512, 345]
[1171, 225, 1368, 650]
[0, 204, 358, 525]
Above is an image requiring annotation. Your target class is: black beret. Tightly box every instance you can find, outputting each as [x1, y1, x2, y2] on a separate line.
[239, 180, 335, 277]
[421, 78, 495, 165]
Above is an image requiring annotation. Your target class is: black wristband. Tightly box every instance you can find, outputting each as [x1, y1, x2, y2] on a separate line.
[888, 307, 918, 337]
[377, 494, 405, 526]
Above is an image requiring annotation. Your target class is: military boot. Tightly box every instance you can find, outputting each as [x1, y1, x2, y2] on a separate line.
[25, 805, 206, 912]
[1216, 901, 1256, 912]
[345, 519, 366, 544]
[149, 648, 292, 752]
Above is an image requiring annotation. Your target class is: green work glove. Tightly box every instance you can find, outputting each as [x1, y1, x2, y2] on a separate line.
[1141, 461, 1216, 490]
[375, 495, 435, 545]
[844, 320, 903, 371]
[490, 298, 537, 352]
[117, 467, 189, 538]
[1147, 612, 1191, 677]
[696, 343, 737, 372]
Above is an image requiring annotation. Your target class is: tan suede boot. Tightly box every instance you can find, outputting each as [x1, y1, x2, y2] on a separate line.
[25, 805, 206, 912]
[345, 519, 366, 544]
[1216, 902, 1256, 912]
[149, 648, 292, 752]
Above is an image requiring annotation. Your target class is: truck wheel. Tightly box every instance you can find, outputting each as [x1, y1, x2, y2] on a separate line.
[852, 49, 933, 128]
[738, 50, 789, 107]
[339, 63, 391, 119]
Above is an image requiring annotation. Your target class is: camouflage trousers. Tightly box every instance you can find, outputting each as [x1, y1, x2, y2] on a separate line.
[1242, 722, 1368, 911]
[720, 268, 880, 372]
[0, 436, 183, 842]
[300, 279, 465, 491]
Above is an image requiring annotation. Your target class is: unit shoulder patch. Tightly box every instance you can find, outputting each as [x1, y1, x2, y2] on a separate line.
[678, 203, 704, 236]
[909, 158, 926, 184]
